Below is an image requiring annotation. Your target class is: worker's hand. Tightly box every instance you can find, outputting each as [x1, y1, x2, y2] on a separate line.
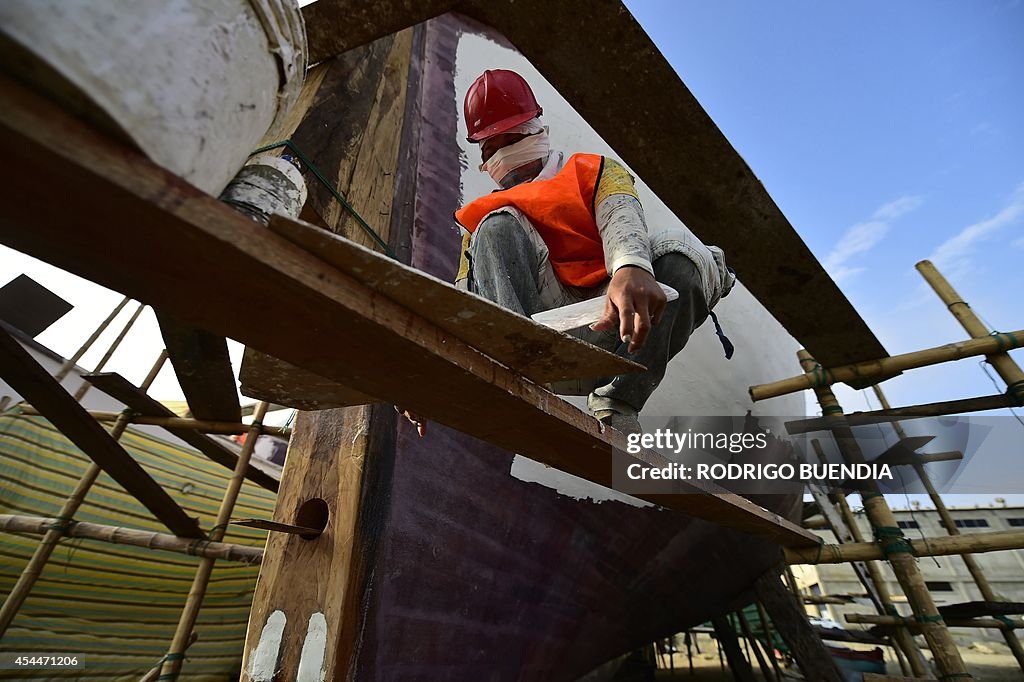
[395, 406, 427, 437]
[591, 266, 667, 353]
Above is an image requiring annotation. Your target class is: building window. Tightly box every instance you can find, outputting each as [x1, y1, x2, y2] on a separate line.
[926, 581, 954, 592]
[897, 520, 919, 529]
[953, 519, 989, 528]
[1007, 518, 1024, 527]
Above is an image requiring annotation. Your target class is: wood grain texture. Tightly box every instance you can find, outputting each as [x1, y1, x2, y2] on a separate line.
[84, 373, 279, 494]
[0, 327, 201, 538]
[301, 0, 888, 369]
[156, 311, 241, 422]
[0, 74, 817, 548]
[269, 216, 642, 383]
[239, 407, 372, 681]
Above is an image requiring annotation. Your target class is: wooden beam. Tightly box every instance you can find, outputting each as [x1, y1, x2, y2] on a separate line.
[84, 373, 279, 494]
[711, 615, 756, 682]
[0, 73, 818, 548]
[156, 311, 242, 422]
[0, 326, 201, 537]
[302, 0, 888, 369]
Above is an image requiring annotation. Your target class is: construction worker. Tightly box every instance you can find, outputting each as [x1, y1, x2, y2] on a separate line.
[404, 69, 735, 437]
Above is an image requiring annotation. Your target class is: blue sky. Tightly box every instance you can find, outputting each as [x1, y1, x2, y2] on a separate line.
[625, 1, 1024, 505]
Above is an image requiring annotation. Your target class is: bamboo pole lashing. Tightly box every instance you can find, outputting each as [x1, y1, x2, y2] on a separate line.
[0, 349, 168, 638]
[157, 401, 270, 681]
[750, 328, 1024, 402]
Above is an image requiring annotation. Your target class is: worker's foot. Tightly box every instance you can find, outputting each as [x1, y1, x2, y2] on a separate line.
[594, 409, 642, 437]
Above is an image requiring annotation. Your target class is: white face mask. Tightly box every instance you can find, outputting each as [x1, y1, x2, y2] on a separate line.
[479, 130, 550, 186]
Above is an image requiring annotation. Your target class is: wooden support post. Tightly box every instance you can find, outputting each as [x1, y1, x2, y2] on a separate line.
[0, 514, 262, 564]
[0, 350, 172, 637]
[811, 441, 929, 677]
[797, 350, 970, 679]
[157, 312, 242, 422]
[872, 384, 1024, 672]
[711, 615, 756, 682]
[754, 568, 844, 682]
[916, 259, 1024, 405]
[158, 401, 269, 681]
[52, 295, 131, 383]
[750, 329, 1024, 402]
[240, 405, 382, 681]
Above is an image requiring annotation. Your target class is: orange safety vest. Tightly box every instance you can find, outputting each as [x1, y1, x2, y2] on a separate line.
[455, 153, 608, 288]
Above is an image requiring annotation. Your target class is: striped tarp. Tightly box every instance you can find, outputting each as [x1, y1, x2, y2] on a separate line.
[0, 414, 276, 680]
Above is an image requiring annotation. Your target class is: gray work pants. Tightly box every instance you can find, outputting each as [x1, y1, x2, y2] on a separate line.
[467, 211, 709, 413]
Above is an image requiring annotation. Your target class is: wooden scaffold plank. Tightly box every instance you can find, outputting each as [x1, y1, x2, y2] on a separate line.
[0, 73, 818, 548]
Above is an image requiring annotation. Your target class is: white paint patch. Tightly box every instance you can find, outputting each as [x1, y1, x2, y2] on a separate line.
[247, 610, 286, 681]
[296, 612, 328, 682]
[510, 455, 653, 508]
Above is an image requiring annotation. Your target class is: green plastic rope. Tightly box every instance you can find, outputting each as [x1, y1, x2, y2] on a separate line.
[46, 515, 76, 536]
[995, 615, 1018, 630]
[1006, 380, 1024, 407]
[250, 140, 397, 259]
[873, 525, 914, 557]
[914, 613, 945, 624]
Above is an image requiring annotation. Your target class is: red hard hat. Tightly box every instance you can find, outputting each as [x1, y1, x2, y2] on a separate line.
[464, 69, 542, 143]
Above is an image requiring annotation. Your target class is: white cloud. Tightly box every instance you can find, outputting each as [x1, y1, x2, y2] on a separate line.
[823, 195, 923, 282]
[928, 182, 1024, 279]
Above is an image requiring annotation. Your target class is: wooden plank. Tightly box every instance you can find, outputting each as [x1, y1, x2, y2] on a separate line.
[301, 0, 888, 369]
[84, 373, 279, 494]
[156, 311, 241, 422]
[754, 569, 844, 682]
[711, 616, 756, 682]
[239, 349, 377, 410]
[269, 215, 641, 384]
[0, 326, 202, 538]
[0, 73, 818, 548]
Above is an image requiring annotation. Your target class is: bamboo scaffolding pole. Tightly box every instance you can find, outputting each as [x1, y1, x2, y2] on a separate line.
[72, 301, 147, 402]
[0, 514, 262, 564]
[750, 328, 1024, 402]
[797, 351, 969, 679]
[917, 260, 1024, 406]
[786, 528, 1024, 565]
[847, 613, 1024, 631]
[0, 349, 167, 637]
[17, 407, 289, 437]
[810, 440, 928, 676]
[158, 401, 269, 681]
[53, 295, 132, 383]
[872, 384, 1024, 671]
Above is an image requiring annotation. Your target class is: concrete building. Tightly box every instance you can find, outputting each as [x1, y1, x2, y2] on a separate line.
[794, 503, 1024, 646]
